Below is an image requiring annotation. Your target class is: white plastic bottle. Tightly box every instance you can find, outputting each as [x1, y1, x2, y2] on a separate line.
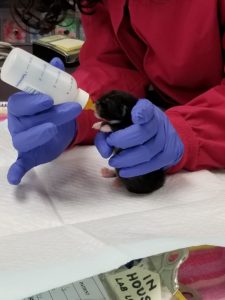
[0, 47, 93, 110]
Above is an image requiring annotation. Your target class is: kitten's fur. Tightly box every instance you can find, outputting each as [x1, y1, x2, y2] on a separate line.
[95, 90, 165, 194]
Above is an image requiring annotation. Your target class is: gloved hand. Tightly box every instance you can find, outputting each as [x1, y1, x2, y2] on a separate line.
[95, 99, 184, 177]
[7, 57, 82, 185]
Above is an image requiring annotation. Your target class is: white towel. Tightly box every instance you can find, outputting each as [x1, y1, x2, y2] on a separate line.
[0, 120, 225, 300]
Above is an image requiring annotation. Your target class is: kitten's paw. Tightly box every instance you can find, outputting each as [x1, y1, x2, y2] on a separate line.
[101, 167, 117, 178]
[112, 177, 123, 188]
[93, 122, 113, 132]
[92, 121, 102, 130]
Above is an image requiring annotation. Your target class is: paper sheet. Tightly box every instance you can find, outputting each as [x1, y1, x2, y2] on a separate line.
[0, 120, 225, 300]
[22, 276, 111, 300]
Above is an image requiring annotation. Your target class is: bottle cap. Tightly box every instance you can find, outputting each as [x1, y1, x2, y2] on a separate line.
[76, 88, 90, 109]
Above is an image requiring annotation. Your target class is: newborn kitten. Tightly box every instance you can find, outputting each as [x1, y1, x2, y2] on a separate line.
[93, 90, 165, 194]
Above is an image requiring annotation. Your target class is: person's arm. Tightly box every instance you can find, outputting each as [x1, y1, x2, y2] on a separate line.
[164, 0, 225, 172]
[95, 82, 225, 177]
[166, 85, 225, 172]
[95, 1, 225, 175]
[71, 2, 149, 145]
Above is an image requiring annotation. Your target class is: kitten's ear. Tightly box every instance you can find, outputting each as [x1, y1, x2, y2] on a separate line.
[92, 122, 113, 132]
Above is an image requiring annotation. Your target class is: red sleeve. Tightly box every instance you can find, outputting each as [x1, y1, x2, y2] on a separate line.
[162, 0, 225, 173]
[71, 2, 149, 145]
[166, 85, 225, 172]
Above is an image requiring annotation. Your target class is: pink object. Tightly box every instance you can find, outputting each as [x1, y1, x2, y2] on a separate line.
[3, 19, 26, 43]
[101, 167, 116, 178]
[178, 247, 225, 299]
[0, 114, 7, 122]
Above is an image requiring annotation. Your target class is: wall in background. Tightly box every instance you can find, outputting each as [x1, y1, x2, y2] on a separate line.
[0, 4, 84, 46]
[0, 3, 83, 100]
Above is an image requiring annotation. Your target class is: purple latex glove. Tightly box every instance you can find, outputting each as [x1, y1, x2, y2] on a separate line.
[7, 57, 82, 185]
[95, 99, 184, 177]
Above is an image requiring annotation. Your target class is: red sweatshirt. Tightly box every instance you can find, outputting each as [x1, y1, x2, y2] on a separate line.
[72, 0, 225, 173]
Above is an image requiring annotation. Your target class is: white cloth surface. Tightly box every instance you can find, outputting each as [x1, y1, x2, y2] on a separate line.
[0, 120, 225, 300]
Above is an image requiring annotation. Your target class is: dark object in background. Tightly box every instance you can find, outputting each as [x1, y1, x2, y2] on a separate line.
[33, 35, 83, 67]
[0, 0, 9, 8]
[95, 90, 165, 194]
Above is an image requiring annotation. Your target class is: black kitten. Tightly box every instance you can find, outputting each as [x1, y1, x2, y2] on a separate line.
[94, 90, 165, 194]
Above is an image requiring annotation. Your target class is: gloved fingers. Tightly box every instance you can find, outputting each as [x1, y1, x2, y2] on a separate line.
[13, 123, 58, 152]
[9, 102, 81, 134]
[8, 92, 54, 116]
[163, 133, 184, 166]
[118, 152, 167, 178]
[7, 157, 33, 185]
[95, 131, 113, 158]
[50, 57, 65, 71]
[106, 121, 158, 149]
[7, 57, 65, 117]
[131, 99, 155, 124]
[109, 128, 165, 168]
[109, 145, 151, 168]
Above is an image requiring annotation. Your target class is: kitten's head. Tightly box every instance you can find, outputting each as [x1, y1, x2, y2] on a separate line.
[95, 90, 138, 121]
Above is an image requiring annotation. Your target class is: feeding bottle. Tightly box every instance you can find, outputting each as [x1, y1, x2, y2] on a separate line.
[0, 47, 94, 110]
